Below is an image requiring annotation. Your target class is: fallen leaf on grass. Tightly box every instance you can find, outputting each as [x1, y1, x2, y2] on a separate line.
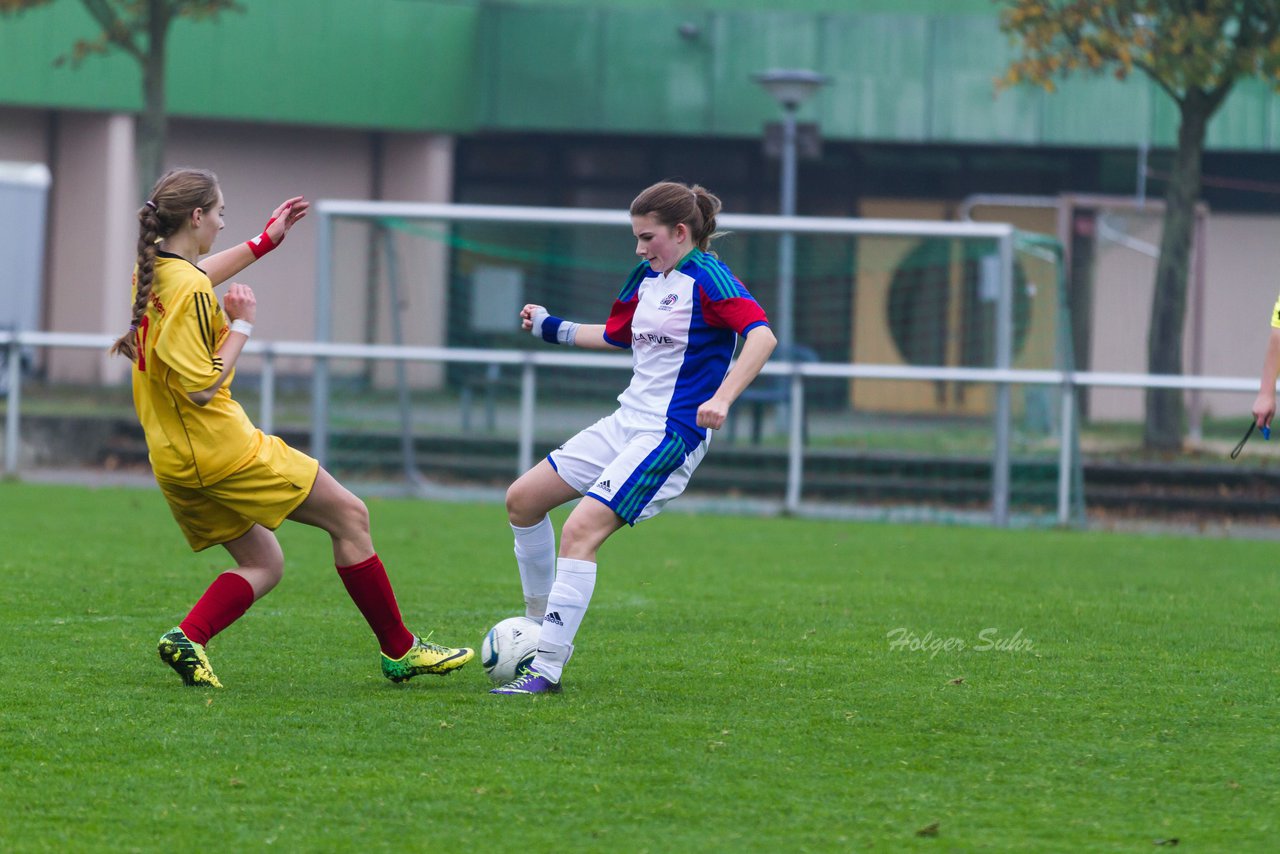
[915, 821, 940, 837]
[1153, 839, 1179, 847]
[948, 678, 965, 686]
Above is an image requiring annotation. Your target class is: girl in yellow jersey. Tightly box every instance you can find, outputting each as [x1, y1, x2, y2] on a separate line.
[110, 168, 473, 688]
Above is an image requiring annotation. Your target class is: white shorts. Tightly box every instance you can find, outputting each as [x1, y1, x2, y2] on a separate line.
[548, 408, 709, 525]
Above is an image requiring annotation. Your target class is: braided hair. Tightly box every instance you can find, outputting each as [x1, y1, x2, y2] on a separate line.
[109, 168, 220, 361]
[629, 180, 724, 253]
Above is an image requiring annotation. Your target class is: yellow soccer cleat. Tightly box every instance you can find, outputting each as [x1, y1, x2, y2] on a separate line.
[381, 634, 474, 682]
[157, 627, 224, 688]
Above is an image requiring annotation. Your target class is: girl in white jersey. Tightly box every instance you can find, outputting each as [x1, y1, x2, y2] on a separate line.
[491, 180, 777, 695]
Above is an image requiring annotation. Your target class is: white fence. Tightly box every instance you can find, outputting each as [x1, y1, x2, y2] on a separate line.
[2, 329, 1267, 527]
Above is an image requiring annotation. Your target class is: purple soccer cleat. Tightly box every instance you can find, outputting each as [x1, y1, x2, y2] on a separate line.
[489, 664, 562, 695]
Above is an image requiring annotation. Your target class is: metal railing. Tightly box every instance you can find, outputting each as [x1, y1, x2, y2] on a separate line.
[2, 329, 1267, 526]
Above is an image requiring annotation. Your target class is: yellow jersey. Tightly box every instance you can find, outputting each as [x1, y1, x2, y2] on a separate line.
[130, 252, 261, 486]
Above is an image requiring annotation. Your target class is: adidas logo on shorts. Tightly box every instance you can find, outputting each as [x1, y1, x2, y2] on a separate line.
[596, 479, 612, 493]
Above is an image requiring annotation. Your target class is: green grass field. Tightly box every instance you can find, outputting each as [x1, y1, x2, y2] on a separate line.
[2, 481, 1278, 852]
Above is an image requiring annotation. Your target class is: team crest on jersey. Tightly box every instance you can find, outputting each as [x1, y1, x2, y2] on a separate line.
[658, 293, 679, 311]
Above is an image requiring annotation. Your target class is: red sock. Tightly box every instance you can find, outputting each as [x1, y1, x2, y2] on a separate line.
[336, 553, 415, 658]
[180, 572, 255, 646]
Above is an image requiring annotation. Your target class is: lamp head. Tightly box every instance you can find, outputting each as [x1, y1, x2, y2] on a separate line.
[752, 68, 831, 109]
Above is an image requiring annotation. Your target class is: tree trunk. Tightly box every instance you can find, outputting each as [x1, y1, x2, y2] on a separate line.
[1069, 209, 1096, 420]
[1142, 90, 1210, 452]
[135, 0, 170, 203]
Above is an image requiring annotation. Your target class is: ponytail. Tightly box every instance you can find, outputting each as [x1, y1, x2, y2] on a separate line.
[109, 202, 162, 361]
[688, 184, 723, 252]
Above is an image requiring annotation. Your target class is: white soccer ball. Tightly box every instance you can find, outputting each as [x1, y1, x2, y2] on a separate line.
[481, 616, 540, 684]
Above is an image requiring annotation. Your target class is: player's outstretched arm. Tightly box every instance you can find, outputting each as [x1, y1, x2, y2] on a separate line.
[1252, 327, 1280, 429]
[520, 304, 612, 350]
[564, 324, 610, 349]
[696, 325, 778, 430]
[204, 197, 310, 286]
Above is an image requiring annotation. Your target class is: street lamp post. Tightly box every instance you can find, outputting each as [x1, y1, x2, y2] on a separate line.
[752, 68, 830, 354]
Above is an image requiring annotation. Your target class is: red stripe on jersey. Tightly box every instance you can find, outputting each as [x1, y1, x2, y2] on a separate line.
[604, 298, 637, 348]
[700, 293, 770, 334]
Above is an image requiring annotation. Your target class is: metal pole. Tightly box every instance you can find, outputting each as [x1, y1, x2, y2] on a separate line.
[311, 209, 334, 467]
[260, 346, 276, 438]
[777, 103, 798, 353]
[991, 233, 1015, 526]
[784, 366, 805, 513]
[1057, 378, 1075, 526]
[383, 228, 421, 483]
[517, 358, 536, 475]
[4, 338, 20, 476]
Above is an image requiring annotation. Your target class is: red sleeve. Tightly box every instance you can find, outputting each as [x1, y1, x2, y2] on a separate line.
[700, 291, 770, 335]
[603, 298, 636, 348]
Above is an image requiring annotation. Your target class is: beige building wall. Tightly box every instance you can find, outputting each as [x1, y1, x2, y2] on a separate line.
[1200, 215, 1280, 415]
[371, 133, 455, 388]
[0, 107, 48, 161]
[168, 119, 374, 384]
[1087, 211, 1280, 423]
[44, 112, 138, 384]
[169, 121, 453, 389]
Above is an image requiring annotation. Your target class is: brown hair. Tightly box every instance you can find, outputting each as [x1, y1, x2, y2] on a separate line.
[109, 168, 221, 361]
[629, 180, 724, 252]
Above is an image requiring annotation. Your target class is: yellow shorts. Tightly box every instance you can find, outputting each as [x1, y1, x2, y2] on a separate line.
[158, 434, 320, 552]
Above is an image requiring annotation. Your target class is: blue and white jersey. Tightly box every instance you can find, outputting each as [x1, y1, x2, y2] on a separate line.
[602, 249, 769, 449]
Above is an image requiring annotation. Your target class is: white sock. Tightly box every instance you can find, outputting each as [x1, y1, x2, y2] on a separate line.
[533, 557, 596, 682]
[511, 517, 556, 621]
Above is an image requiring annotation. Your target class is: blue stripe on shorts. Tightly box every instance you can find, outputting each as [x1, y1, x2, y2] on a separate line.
[609, 432, 690, 524]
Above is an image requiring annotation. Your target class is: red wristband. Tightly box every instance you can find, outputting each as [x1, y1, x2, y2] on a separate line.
[246, 228, 276, 259]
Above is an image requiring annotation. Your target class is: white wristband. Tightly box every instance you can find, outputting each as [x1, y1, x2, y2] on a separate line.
[529, 307, 579, 347]
[229, 319, 254, 337]
[557, 320, 580, 346]
[528, 307, 549, 339]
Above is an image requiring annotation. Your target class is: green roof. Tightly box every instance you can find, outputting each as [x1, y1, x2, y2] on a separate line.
[1, 0, 1276, 151]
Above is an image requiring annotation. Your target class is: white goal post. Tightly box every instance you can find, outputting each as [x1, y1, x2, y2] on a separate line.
[311, 200, 1032, 524]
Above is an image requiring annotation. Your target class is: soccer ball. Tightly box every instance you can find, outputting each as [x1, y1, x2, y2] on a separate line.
[480, 616, 540, 684]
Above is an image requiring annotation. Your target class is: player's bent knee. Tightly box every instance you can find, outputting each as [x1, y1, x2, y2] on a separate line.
[262, 546, 285, 577]
[505, 481, 545, 526]
[559, 513, 617, 557]
[259, 562, 285, 589]
[341, 494, 370, 536]
[505, 486, 529, 524]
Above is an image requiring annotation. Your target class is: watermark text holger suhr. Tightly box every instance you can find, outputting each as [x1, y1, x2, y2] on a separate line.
[886, 627, 1034, 659]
